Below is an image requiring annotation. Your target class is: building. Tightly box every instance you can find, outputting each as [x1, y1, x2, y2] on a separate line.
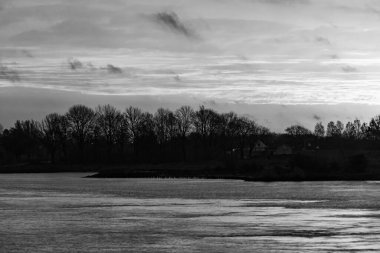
[252, 140, 267, 152]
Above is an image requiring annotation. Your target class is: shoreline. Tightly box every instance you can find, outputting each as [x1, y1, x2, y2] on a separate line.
[87, 171, 380, 182]
[1, 161, 380, 182]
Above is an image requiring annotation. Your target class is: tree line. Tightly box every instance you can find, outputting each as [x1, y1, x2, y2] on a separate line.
[1, 104, 380, 166]
[286, 117, 380, 140]
[0, 104, 269, 165]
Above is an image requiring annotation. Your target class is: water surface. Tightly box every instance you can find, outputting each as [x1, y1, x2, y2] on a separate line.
[1, 173, 380, 252]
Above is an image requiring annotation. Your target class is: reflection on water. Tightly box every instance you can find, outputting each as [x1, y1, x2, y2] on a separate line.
[1, 174, 380, 252]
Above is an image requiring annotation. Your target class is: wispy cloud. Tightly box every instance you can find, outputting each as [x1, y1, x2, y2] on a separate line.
[313, 114, 321, 121]
[257, 0, 310, 5]
[315, 36, 331, 45]
[0, 64, 20, 82]
[154, 12, 197, 39]
[68, 58, 83, 70]
[342, 65, 358, 73]
[106, 64, 122, 74]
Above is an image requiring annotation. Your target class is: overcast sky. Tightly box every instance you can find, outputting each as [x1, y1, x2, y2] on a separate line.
[1, 0, 380, 131]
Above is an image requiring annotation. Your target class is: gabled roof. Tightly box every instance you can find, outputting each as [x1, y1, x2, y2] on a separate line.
[254, 140, 267, 147]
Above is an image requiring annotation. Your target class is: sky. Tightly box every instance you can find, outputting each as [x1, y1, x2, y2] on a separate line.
[1, 0, 380, 131]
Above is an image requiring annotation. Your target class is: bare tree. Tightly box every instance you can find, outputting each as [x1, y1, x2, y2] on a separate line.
[154, 108, 178, 143]
[220, 112, 239, 137]
[360, 122, 369, 139]
[124, 106, 143, 158]
[59, 115, 69, 162]
[235, 116, 254, 158]
[327, 121, 344, 137]
[154, 108, 170, 145]
[176, 106, 194, 137]
[193, 106, 220, 140]
[314, 122, 325, 137]
[285, 125, 312, 136]
[9, 120, 42, 160]
[66, 105, 95, 162]
[369, 115, 380, 140]
[336, 121, 344, 136]
[41, 113, 63, 163]
[175, 106, 194, 160]
[344, 121, 356, 139]
[96, 104, 123, 160]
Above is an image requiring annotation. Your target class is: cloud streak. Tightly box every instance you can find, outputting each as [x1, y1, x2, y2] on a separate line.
[106, 64, 122, 74]
[0, 64, 20, 82]
[341, 65, 358, 73]
[154, 12, 197, 39]
[68, 58, 83, 70]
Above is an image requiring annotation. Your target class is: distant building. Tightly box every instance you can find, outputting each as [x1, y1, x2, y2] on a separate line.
[253, 140, 267, 152]
[274, 145, 293, 155]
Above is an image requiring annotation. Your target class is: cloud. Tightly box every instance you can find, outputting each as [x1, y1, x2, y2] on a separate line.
[204, 100, 217, 106]
[154, 11, 197, 38]
[0, 64, 20, 82]
[315, 36, 330, 45]
[67, 59, 124, 74]
[365, 5, 380, 17]
[173, 74, 181, 82]
[3, 0, 380, 108]
[106, 64, 122, 74]
[11, 19, 124, 48]
[21, 49, 33, 58]
[68, 58, 84, 70]
[313, 114, 321, 121]
[256, 0, 310, 5]
[0, 0, 9, 11]
[342, 65, 358, 73]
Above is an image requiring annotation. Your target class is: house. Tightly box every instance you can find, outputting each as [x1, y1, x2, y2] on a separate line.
[252, 140, 267, 152]
[274, 145, 293, 155]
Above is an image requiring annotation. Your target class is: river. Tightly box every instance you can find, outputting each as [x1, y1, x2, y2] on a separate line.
[1, 173, 380, 252]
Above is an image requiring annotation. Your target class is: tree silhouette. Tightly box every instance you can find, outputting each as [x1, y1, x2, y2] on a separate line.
[314, 122, 325, 137]
[326, 121, 343, 137]
[235, 116, 255, 158]
[4, 120, 42, 160]
[344, 120, 362, 139]
[66, 105, 95, 162]
[193, 105, 211, 140]
[136, 112, 155, 161]
[369, 115, 380, 140]
[124, 106, 143, 159]
[96, 104, 123, 160]
[4, 103, 380, 172]
[285, 125, 312, 136]
[41, 113, 64, 163]
[175, 106, 194, 161]
[336, 121, 344, 136]
[154, 108, 175, 144]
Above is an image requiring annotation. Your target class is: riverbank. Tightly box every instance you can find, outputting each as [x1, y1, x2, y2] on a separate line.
[88, 168, 380, 181]
[87, 160, 380, 181]
[0, 162, 95, 173]
[2, 152, 380, 181]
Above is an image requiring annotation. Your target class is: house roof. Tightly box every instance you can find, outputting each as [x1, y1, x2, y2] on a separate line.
[254, 140, 267, 147]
